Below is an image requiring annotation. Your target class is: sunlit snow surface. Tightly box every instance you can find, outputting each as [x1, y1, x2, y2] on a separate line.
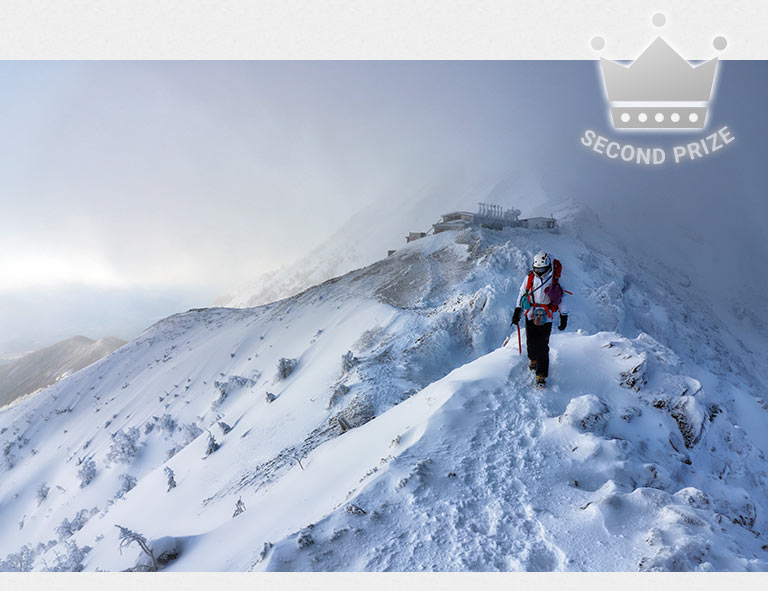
[1, 201, 766, 571]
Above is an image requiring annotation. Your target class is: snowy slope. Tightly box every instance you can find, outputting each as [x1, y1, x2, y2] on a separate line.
[0, 201, 766, 572]
[259, 333, 767, 571]
[0, 336, 126, 409]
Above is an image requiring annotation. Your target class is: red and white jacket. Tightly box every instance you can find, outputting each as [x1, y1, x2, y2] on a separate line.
[517, 269, 568, 323]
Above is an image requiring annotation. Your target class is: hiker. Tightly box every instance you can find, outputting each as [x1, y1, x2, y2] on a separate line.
[511, 250, 568, 387]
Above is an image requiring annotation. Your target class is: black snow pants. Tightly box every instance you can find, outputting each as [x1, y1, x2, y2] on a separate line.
[525, 318, 553, 377]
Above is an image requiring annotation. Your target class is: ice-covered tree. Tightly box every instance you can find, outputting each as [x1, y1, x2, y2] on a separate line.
[106, 427, 141, 465]
[204, 434, 220, 457]
[77, 459, 97, 488]
[341, 350, 359, 373]
[115, 473, 137, 498]
[36, 482, 50, 506]
[45, 541, 92, 572]
[159, 414, 177, 436]
[115, 525, 157, 572]
[277, 357, 298, 379]
[212, 376, 257, 410]
[2, 441, 15, 471]
[327, 384, 350, 409]
[163, 467, 176, 492]
[55, 508, 96, 541]
[0, 545, 35, 571]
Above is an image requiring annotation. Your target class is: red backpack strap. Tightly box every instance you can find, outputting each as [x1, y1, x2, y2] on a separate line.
[552, 259, 562, 282]
[526, 271, 534, 291]
[522, 272, 535, 309]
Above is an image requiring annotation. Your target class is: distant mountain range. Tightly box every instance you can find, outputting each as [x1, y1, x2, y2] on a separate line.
[0, 336, 126, 408]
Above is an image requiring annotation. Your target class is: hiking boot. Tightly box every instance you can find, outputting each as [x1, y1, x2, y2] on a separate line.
[536, 374, 546, 388]
[528, 360, 537, 371]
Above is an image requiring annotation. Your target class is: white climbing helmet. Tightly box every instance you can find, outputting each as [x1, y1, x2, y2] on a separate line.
[533, 250, 551, 274]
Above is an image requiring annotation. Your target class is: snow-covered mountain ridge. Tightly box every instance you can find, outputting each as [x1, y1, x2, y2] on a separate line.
[0, 336, 126, 410]
[0, 201, 765, 571]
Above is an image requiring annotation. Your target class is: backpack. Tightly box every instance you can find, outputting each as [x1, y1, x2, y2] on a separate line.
[524, 258, 566, 313]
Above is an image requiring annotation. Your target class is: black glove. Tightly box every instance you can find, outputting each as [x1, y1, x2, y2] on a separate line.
[558, 315, 568, 331]
[511, 307, 522, 325]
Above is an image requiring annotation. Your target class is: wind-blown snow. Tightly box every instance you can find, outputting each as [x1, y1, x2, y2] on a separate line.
[0, 201, 766, 571]
[213, 173, 549, 309]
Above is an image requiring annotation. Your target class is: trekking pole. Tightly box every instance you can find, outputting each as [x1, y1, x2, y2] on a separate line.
[517, 323, 522, 355]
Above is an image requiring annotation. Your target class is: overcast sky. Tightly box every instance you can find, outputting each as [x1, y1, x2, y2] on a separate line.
[0, 60, 569, 352]
[1, 60, 766, 354]
[0, 62, 565, 290]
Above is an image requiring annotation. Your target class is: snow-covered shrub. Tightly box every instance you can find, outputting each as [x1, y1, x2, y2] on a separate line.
[639, 536, 712, 571]
[163, 467, 177, 492]
[115, 473, 137, 499]
[0, 545, 35, 571]
[46, 541, 92, 572]
[115, 525, 156, 572]
[36, 539, 58, 555]
[143, 417, 156, 435]
[673, 487, 711, 510]
[217, 375, 255, 392]
[620, 359, 647, 391]
[2, 441, 15, 471]
[55, 508, 97, 541]
[331, 396, 375, 431]
[159, 414, 177, 436]
[204, 434, 220, 457]
[620, 406, 643, 423]
[212, 375, 257, 409]
[353, 325, 385, 352]
[36, 482, 50, 506]
[277, 358, 298, 380]
[341, 350, 359, 373]
[77, 459, 97, 488]
[257, 542, 273, 563]
[115, 527, 182, 572]
[138, 536, 181, 570]
[669, 396, 706, 448]
[106, 427, 141, 465]
[232, 498, 246, 517]
[296, 529, 314, 549]
[559, 394, 610, 434]
[396, 458, 433, 490]
[733, 502, 758, 530]
[327, 384, 350, 409]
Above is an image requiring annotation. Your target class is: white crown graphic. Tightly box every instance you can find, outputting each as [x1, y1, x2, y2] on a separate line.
[600, 37, 718, 129]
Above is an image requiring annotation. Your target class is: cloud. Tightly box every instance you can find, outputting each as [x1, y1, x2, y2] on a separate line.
[1, 61, 551, 291]
[2, 60, 765, 350]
